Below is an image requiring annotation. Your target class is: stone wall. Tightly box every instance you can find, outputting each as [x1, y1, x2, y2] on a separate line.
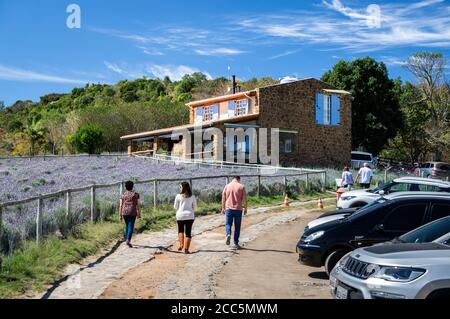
[258, 78, 352, 168]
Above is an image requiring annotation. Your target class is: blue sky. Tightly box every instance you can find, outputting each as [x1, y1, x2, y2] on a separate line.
[0, 0, 449, 106]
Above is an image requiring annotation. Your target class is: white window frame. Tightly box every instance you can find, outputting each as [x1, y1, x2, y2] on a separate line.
[235, 99, 248, 116]
[203, 106, 214, 122]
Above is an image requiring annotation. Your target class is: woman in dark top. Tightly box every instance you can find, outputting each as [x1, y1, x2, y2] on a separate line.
[119, 181, 141, 248]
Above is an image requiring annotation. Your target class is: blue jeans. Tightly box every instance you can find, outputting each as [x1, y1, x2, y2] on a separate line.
[225, 209, 243, 245]
[123, 216, 136, 242]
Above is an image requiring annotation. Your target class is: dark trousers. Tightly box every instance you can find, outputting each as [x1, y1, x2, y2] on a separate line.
[177, 219, 194, 238]
[360, 183, 371, 189]
[123, 216, 136, 242]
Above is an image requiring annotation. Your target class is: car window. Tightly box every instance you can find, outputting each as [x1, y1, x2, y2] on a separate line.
[351, 153, 372, 161]
[436, 164, 450, 171]
[387, 183, 412, 193]
[383, 204, 427, 232]
[418, 185, 440, 192]
[430, 204, 450, 221]
[400, 217, 450, 243]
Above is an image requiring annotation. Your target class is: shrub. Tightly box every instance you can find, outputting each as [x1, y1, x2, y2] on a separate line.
[55, 209, 85, 238]
[68, 124, 104, 154]
[0, 225, 22, 255]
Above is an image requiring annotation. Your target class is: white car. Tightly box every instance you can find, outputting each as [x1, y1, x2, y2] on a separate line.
[351, 151, 375, 169]
[337, 177, 450, 209]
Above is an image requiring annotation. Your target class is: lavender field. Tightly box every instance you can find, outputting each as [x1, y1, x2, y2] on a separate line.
[0, 156, 323, 254]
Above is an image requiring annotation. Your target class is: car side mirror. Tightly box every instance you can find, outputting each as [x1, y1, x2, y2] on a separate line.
[374, 224, 385, 232]
[378, 190, 385, 196]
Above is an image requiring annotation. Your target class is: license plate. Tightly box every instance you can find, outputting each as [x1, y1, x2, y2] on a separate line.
[335, 285, 349, 299]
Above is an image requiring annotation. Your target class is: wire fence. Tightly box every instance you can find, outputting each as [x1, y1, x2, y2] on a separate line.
[0, 169, 326, 255]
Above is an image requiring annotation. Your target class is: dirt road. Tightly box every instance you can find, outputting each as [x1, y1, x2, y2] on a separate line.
[100, 206, 330, 299]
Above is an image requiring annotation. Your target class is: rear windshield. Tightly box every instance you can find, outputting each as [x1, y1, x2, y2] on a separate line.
[436, 163, 450, 170]
[400, 218, 450, 244]
[352, 153, 372, 161]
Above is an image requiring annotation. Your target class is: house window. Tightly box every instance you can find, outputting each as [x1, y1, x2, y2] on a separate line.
[279, 132, 297, 154]
[195, 107, 203, 124]
[316, 93, 340, 126]
[203, 107, 213, 121]
[202, 104, 219, 122]
[235, 99, 248, 116]
[285, 139, 292, 153]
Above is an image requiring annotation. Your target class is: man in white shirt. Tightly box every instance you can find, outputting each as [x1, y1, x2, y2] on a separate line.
[356, 163, 373, 189]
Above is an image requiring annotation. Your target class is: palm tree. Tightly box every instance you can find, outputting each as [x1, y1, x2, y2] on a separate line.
[25, 117, 45, 156]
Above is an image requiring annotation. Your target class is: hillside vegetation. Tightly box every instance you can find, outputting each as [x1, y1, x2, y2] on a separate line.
[0, 53, 448, 162]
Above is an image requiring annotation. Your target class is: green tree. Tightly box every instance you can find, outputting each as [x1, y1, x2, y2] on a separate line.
[381, 82, 431, 162]
[405, 52, 449, 160]
[68, 124, 104, 154]
[322, 57, 402, 154]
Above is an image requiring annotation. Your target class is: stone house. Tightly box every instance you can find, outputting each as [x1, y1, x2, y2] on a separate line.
[120, 78, 352, 167]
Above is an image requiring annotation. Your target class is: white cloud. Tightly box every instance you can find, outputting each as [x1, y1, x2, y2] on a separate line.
[0, 64, 88, 84]
[236, 0, 450, 53]
[148, 65, 212, 81]
[266, 49, 301, 60]
[138, 47, 164, 56]
[104, 61, 125, 74]
[194, 48, 245, 56]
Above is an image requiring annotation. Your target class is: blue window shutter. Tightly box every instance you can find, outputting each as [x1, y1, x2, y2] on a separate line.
[331, 95, 340, 125]
[212, 104, 219, 120]
[195, 107, 203, 124]
[315, 93, 324, 124]
[228, 101, 235, 118]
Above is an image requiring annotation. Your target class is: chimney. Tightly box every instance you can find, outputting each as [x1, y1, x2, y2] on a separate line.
[232, 75, 237, 94]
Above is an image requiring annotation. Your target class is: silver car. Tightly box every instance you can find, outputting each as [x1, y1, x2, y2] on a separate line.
[330, 216, 450, 299]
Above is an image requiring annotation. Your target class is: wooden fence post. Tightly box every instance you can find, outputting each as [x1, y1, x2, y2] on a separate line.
[119, 182, 123, 196]
[36, 198, 43, 244]
[189, 179, 193, 190]
[65, 190, 71, 217]
[305, 173, 309, 189]
[322, 172, 327, 192]
[153, 180, 158, 209]
[283, 176, 287, 195]
[90, 186, 96, 222]
[0, 206, 3, 239]
[257, 175, 261, 197]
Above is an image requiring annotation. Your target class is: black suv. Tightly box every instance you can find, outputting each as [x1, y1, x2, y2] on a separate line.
[297, 193, 450, 275]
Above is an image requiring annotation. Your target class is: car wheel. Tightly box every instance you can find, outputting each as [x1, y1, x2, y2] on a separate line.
[324, 249, 348, 276]
[427, 289, 450, 299]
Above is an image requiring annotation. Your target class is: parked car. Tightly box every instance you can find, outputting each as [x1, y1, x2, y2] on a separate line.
[415, 162, 450, 180]
[337, 177, 450, 209]
[330, 217, 450, 299]
[351, 151, 375, 169]
[297, 193, 450, 275]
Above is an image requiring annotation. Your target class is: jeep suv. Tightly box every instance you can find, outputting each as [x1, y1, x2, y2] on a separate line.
[330, 217, 450, 299]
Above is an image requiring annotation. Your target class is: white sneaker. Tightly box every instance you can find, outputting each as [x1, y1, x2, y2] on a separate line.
[232, 244, 241, 250]
[226, 235, 231, 246]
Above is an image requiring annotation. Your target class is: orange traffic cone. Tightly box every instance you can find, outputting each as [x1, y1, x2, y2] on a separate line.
[284, 193, 289, 207]
[317, 198, 324, 209]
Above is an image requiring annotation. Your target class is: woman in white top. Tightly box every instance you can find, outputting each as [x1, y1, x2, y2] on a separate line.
[173, 182, 197, 254]
[341, 166, 354, 190]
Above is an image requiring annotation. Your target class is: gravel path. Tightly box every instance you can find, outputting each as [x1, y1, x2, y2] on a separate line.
[42, 201, 309, 299]
[43, 199, 334, 299]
